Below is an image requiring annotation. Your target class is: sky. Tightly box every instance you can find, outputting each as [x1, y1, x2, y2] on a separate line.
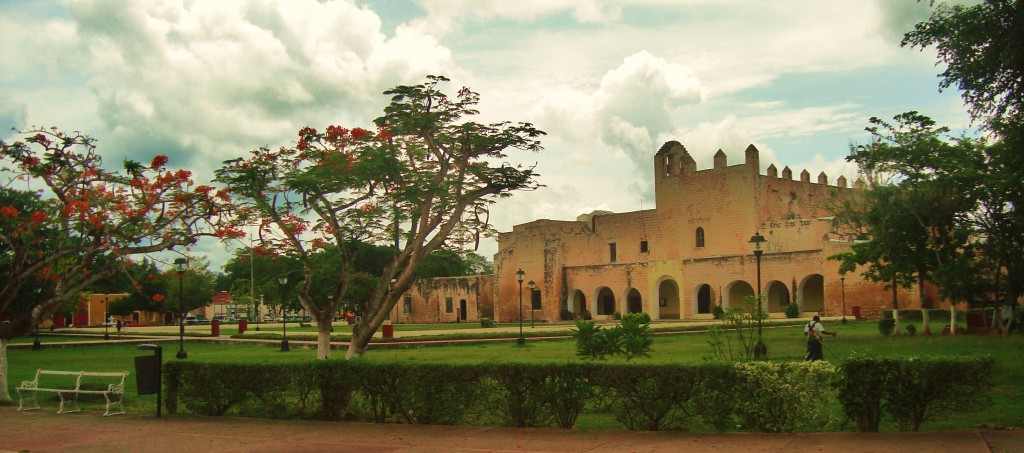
[0, 0, 976, 271]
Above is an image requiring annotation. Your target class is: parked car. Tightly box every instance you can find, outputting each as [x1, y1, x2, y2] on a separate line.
[185, 315, 210, 325]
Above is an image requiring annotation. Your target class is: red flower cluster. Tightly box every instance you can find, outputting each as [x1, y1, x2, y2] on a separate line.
[151, 155, 169, 169]
[152, 294, 166, 302]
[0, 205, 19, 217]
[29, 211, 48, 226]
[350, 128, 371, 140]
[325, 125, 349, 143]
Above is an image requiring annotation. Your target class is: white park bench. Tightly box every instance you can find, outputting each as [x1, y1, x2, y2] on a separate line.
[16, 369, 129, 416]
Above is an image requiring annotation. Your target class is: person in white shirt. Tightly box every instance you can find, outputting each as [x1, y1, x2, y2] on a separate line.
[804, 315, 836, 361]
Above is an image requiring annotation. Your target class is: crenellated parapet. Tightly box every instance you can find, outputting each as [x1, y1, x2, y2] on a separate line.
[654, 141, 856, 190]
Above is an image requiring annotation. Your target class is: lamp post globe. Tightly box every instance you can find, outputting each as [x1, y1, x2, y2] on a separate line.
[278, 274, 290, 352]
[516, 269, 525, 345]
[174, 257, 188, 359]
[749, 232, 767, 359]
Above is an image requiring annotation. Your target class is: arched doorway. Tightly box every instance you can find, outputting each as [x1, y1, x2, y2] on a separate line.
[800, 274, 825, 313]
[765, 280, 791, 313]
[626, 288, 642, 314]
[571, 290, 588, 317]
[695, 284, 712, 314]
[596, 287, 616, 316]
[724, 280, 754, 309]
[658, 279, 680, 319]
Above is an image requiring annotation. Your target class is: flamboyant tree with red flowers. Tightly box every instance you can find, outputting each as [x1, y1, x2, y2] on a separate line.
[216, 76, 544, 359]
[0, 128, 234, 402]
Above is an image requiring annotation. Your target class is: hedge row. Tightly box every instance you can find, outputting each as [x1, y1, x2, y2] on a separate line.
[163, 357, 993, 432]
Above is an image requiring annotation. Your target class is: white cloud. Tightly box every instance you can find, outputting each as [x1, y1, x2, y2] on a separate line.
[6, 0, 454, 176]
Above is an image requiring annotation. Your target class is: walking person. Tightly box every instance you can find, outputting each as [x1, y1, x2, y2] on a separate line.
[804, 315, 836, 361]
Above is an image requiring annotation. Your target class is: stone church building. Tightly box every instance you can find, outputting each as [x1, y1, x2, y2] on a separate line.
[390, 141, 927, 325]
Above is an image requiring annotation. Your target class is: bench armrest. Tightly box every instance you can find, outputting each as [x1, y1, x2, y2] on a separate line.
[19, 380, 38, 389]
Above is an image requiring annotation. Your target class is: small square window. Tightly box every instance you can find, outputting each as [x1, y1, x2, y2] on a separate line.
[640, 240, 649, 253]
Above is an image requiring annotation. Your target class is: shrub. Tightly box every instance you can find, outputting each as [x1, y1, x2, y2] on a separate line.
[836, 355, 995, 432]
[592, 364, 698, 431]
[480, 317, 495, 328]
[620, 314, 654, 360]
[731, 361, 841, 432]
[905, 324, 917, 336]
[581, 309, 592, 320]
[612, 311, 622, 320]
[624, 312, 652, 324]
[486, 364, 551, 427]
[560, 309, 573, 321]
[785, 303, 800, 318]
[712, 305, 725, 319]
[572, 320, 607, 360]
[837, 355, 897, 432]
[885, 356, 994, 431]
[573, 317, 653, 361]
[878, 318, 896, 336]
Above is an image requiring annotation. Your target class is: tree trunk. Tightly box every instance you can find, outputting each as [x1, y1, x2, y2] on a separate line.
[918, 274, 931, 335]
[0, 339, 11, 403]
[315, 313, 333, 360]
[892, 284, 901, 335]
[950, 305, 957, 335]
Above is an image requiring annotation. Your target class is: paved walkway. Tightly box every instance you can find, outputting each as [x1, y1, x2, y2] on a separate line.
[2, 407, 1022, 453]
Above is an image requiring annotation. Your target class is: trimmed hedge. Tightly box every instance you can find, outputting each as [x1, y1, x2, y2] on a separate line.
[837, 355, 994, 431]
[163, 357, 994, 432]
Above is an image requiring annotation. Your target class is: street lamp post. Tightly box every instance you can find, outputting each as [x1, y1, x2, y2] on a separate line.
[749, 232, 767, 359]
[528, 280, 536, 328]
[516, 269, 525, 345]
[278, 274, 290, 352]
[32, 287, 42, 350]
[103, 293, 110, 340]
[840, 275, 847, 324]
[174, 257, 188, 359]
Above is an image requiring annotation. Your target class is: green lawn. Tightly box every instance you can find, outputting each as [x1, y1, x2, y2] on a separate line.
[5, 320, 1022, 431]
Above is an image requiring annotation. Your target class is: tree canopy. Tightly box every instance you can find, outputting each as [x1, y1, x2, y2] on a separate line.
[215, 76, 544, 359]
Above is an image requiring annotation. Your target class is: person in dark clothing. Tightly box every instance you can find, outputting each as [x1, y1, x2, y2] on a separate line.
[804, 315, 836, 361]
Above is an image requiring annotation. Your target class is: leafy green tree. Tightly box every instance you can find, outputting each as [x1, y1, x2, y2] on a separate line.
[163, 256, 219, 317]
[904, 0, 1024, 321]
[106, 260, 168, 315]
[215, 76, 544, 359]
[903, 0, 1024, 128]
[835, 113, 979, 333]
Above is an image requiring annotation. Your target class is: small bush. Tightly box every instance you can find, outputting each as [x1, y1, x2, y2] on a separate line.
[878, 318, 896, 336]
[785, 303, 800, 318]
[480, 317, 495, 328]
[581, 309, 592, 320]
[905, 324, 917, 336]
[560, 309, 574, 321]
[712, 305, 725, 319]
[612, 311, 622, 320]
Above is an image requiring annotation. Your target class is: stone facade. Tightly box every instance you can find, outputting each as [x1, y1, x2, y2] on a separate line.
[394, 141, 936, 324]
[389, 275, 494, 324]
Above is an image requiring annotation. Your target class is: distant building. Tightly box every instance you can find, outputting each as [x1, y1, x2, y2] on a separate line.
[394, 141, 934, 324]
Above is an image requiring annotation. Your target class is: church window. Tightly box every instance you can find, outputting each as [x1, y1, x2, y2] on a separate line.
[696, 227, 705, 248]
